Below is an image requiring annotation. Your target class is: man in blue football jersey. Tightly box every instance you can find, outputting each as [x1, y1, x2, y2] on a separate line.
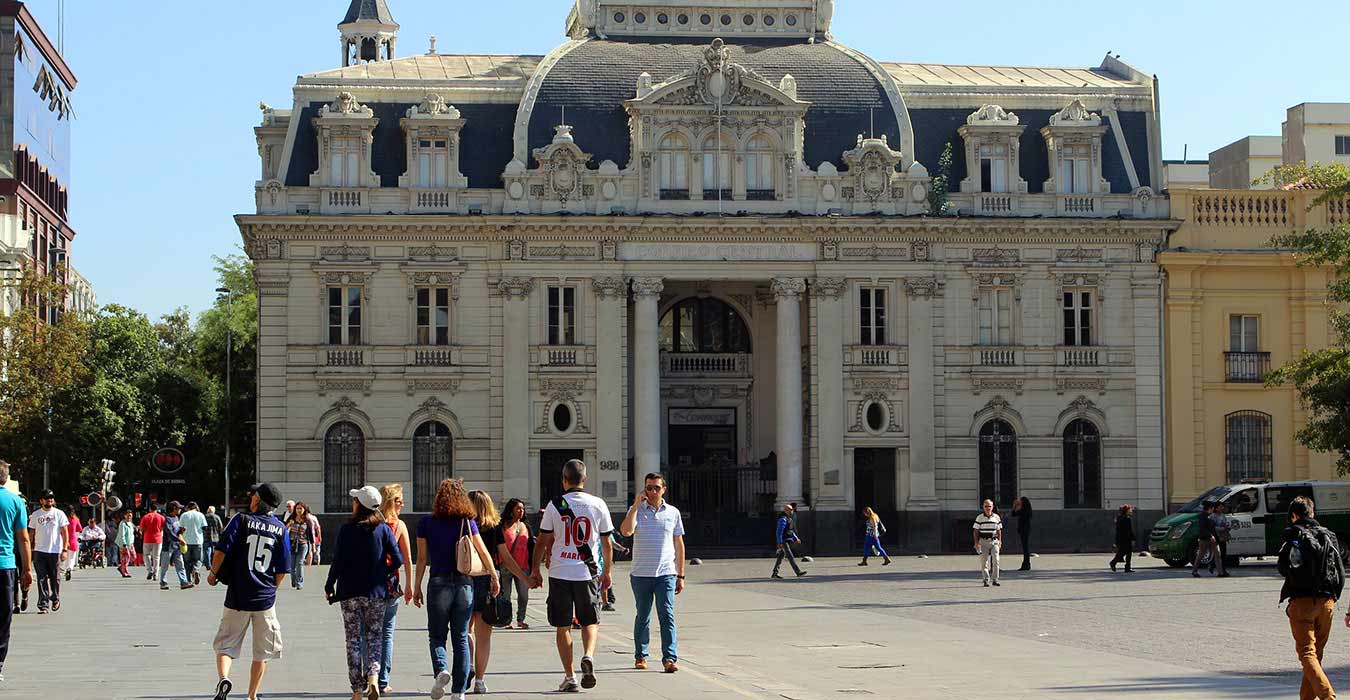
[206, 483, 291, 700]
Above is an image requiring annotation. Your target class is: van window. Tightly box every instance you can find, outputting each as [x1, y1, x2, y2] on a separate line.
[1266, 485, 1315, 518]
[1179, 486, 1231, 513]
[1226, 488, 1260, 514]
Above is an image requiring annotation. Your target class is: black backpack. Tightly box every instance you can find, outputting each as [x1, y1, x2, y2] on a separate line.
[1280, 524, 1345, 600]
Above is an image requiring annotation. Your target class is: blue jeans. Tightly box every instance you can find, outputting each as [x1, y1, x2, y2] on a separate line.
[203, 541, 214, 565]
[426, 575, 474, 693]
[291, 543, 309, 588]
[378, 597, 398, 689]
[631, 575, 678, 663]
[863, 536, 889, 561]
[159, 544, 187, 586]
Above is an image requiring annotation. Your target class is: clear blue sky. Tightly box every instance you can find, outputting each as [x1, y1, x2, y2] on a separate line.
[37, 0, 1346, 320]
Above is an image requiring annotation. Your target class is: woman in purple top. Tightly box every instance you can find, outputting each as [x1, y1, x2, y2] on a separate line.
[414, 479, 499, 700]
[325, 486, 403, 700]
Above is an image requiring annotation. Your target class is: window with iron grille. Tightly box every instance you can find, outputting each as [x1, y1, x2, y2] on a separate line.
[412, 421, 454, 512]
[324, 422, 365, 513]
[1225, 411, 1273, 482]
[327, 286, 362, 345]
[416, 287, 451, 345]
[547, 286, 576, 345]
[1062, 419, 1101, 509]
[859, 287, 887, 345]
[979, 419, 1018, 507]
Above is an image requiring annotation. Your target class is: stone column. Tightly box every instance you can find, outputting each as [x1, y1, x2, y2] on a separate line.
[813, 277, 847, 507]
[593, 277, 628, 506]
[631, 277, 664, 487]
[904, 276, 942, 509]
[499, 277, 534, 504]
[773, 277, 807, 508]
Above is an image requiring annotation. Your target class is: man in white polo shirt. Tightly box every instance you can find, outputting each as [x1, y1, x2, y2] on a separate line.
[973, 499, 1003, 587]
[619, 473, 686, 674]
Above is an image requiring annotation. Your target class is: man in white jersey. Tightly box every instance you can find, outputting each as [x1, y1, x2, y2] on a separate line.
[531, 459, 614, 693]
[973, 499, 1003, 587]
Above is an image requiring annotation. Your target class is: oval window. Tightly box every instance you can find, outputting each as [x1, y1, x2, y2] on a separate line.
[613, 12, 626, 23]
[700, 13, 711, 25]
[677, 13, 689, 24]
[786, 14, 798, 26]
[553, 403, 573, 434]
[865, 402, 886, 433]
[657, 13, 669, 24]
[634, 12, 646, 23]
[721, 14, 732, 25]
[764, 15, 775, 26]
[743, 14, 754, 25]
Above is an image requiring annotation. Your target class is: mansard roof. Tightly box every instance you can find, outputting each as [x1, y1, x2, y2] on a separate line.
[342, 0, 396, 25]
[883, 61, 1151, 93]
[526, 37, 905, 172]
[301, 54, 543, 83]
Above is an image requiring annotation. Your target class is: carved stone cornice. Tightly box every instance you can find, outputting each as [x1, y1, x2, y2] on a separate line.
[630, 277, 664, 299]
[771, 277, 807, 299]
[904, 276, 944, 299]
[592, 276, 627, 300]
[497, 277, 534, 299]
[813, 277, 846, 299]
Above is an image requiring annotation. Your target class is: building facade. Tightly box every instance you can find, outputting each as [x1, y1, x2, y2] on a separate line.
[1161, 188, 1348, 508]
[1207, 103, 1350, 191]
[239, 0, 1173, 552]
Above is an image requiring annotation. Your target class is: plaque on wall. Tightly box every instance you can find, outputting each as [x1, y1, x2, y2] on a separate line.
[668, 407, 736, 426]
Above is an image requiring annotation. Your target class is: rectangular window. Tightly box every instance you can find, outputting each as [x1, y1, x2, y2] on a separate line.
[1062, 291, 1094, 346]
[416, 287, 451, 345]
[977, 288, 1013, 345]
[1337, 135, 1350, 156]
[978, 144, 1007, 193]
[859, 287, 887, 345]
[1060, 149, 1091, 194]
[1229, 314, 1259, 352]
[416, 138, 450, 187]
[328, 136, 361, 187]
[745, 152, 773, 192]
[704, 152, 731, 191]
[328, 286, 362, 345]
[547, 286, 576, 345]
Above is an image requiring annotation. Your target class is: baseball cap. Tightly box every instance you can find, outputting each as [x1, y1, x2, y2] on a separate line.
[38, 489, 54, 500]
[350, 485, 382, 510]
[249, 482, 283, 510]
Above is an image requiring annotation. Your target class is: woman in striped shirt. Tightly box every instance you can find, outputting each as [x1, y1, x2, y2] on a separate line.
[858, 507, 892, 566]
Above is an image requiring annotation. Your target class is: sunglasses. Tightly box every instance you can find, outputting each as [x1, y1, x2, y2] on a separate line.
[644, 485, 663, 492]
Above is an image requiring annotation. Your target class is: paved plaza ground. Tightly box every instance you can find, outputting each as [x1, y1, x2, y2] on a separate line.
[0, 553, 1332, 699]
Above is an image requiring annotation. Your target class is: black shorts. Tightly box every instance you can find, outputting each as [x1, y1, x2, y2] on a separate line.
[547, 577, 601, 628]
[472, 573, 493, 613]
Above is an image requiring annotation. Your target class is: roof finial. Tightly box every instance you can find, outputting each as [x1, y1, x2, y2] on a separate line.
[561, 105, 566, 127]
[428, 34, 437, 55]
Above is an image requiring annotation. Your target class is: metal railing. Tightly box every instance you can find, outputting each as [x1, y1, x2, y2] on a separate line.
[1224, 351, 1270, 383]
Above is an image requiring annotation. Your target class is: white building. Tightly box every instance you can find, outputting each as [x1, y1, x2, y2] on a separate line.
[1208, 103, 1350, 189]
[238, 0, 1174, 552]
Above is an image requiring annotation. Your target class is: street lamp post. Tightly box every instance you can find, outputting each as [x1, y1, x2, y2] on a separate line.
[216, 287, 234, 510]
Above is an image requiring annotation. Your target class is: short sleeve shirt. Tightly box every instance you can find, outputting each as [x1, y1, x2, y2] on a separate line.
[415, 516, 479, 576]
[179, 510, 207, 546]
[540, 490, 615, 582]
[29, 507, 69, 554]
[139, 512, 165, 544]
[218, 512, 292, 612]
[973, 513, 1003, 539]
[0, 490, 26, 569]
[630, 501, 684, 578]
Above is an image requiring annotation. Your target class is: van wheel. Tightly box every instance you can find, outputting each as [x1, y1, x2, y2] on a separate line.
[1186, 540, 1213, 568]
[1164, 557, 1189, 568]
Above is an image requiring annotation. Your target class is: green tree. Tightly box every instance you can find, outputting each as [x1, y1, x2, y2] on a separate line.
[1267, 165, 1350, 473]
[1255, 161, 1350, 205]
[192, 255, 258, 504]
[927, 141, 953, 216]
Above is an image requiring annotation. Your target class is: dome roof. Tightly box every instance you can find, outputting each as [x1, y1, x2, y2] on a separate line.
[520, 36, 912, 172]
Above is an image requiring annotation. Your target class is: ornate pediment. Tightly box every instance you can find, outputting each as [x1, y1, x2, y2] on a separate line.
[842, 135, 903, 204]
[318, 91, 374, 120]
[966, 104, 1019, 126]
[632, 39, 806, 110]
[531, 125, 593, 205]
[407, 93, 461, 120]
[1049, 99, 1102, 128]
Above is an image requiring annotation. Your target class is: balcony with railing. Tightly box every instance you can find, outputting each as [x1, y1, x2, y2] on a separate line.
[845, 345, 905, 370]
[325, 347, 366, 367]
[409, 347, 454, 367]
[319, 188, 371, 214]
[529, 345, 594, 368]
[975, 347, 1020, 367]
[947, 191, 1151, 218]
[1169, 189, 1350, 250]
[410, 189, 456, 213]
[660, 352, 751, 378]
[1058, 346, 1104, 367]
[1225, 351, 1271, 383]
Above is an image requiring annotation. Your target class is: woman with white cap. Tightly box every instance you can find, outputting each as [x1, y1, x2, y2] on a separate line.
[325, 485, 404, 700]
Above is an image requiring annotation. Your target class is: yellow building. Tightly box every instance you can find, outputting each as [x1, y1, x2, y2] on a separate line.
[1161, 189, 1349, 507]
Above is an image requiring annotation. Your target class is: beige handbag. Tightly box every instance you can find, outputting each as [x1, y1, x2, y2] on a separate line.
[456, 519, 490, 577]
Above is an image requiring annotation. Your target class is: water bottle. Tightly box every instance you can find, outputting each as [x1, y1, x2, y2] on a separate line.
[1290, 540, 1303, 568]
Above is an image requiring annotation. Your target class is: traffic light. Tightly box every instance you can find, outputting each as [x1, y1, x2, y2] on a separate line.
[79, 495, 88, 506]
[99, 459, 116, 494]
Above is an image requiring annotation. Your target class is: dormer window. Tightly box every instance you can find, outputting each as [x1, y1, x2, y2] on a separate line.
[958, 105, 1026, 195]
[400, 94, 467, 190]
[702, 131, 732, 200]
[1041, 100, 1109, 196]
[1059, 145, 1091, 193]
[745, 133, 776, 200]
[327, 135, 363, 187]
[310, 92, 379, 191]
[657, 133, 689, 200]
[416, 138, 449, 187]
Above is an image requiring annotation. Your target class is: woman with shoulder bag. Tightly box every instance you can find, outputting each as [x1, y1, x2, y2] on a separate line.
[499, 499, 533, 628]
[324, 486, 403, 700]
[415, 480, 499, 700]
[468, 490, 519, 694]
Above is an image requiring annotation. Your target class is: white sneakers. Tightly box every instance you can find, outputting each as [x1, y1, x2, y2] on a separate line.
[430, 670, 452, 700]
[472, 679, 488, 694]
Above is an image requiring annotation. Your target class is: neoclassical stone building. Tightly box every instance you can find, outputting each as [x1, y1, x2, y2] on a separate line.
[238, 0, 1174, 551]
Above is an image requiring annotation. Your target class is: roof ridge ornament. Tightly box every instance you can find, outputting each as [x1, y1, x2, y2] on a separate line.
[1050, 99, 1101, 127]
[967, 104, 1019, 126]
[320, 91, 374, 119]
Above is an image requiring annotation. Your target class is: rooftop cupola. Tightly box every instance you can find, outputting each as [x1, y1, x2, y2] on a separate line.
[339, 0, 399, 67]
[566, 0, 834, 41]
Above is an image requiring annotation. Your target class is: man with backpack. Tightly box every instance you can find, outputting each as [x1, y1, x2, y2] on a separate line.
[1278, 495, 1345, 700]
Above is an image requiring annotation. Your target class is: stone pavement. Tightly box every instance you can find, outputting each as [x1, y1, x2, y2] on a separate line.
[0, 554, 1312, 699]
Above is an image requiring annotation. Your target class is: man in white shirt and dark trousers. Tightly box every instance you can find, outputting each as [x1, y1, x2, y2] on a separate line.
[974, 499, 1003, 587]
[619, 473, 686, 674]
[531, 460, 614, 693]
[27, 490, 68, 613]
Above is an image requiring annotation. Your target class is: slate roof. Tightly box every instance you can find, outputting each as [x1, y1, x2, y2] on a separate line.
[883, 62, 1149, 92]
[301, 54, 542, 82]
[342, 0, 396, 25]
[527, 38, 902, 170]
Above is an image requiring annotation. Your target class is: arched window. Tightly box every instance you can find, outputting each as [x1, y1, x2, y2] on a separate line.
[1226, 411, 1272, 482]
[659, 297, 751, 353]
[324, 421, 365, 513]
[657, 133, 689, 199]
[1063, 419, 1101, 509]
[744, 133, 775, 199]
[702, 132, 733, 200]
[978, 419, 1017, 508]
[413, 421, 454, 512]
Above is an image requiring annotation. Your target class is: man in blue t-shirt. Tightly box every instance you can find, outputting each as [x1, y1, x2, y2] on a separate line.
[206, 483, 291, 700]
[0, 462, 32, 683]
